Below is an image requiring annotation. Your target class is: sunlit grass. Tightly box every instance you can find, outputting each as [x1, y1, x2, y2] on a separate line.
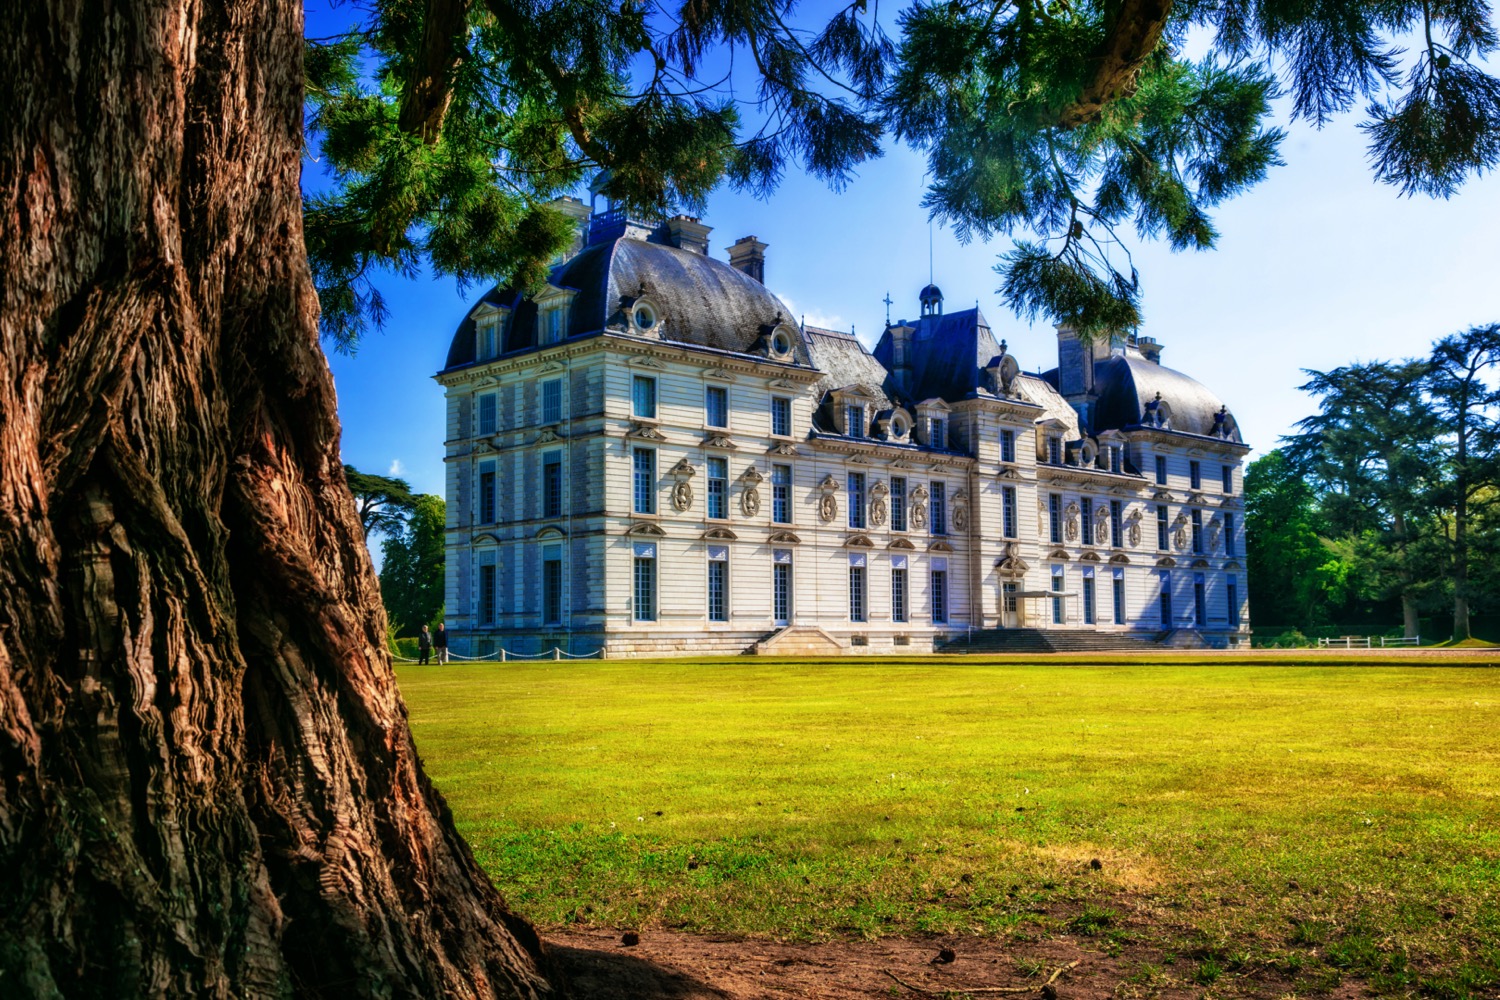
[400, 657, 1500, 996]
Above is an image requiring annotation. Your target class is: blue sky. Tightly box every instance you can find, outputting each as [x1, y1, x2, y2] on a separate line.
[314, 6, 1500, 499]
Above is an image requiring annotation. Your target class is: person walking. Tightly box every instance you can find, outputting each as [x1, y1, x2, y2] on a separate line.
[434, 623, 449, 664]
[417, 625, 432, 665]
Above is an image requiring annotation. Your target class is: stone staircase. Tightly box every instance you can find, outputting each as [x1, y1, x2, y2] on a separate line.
[938, 627, 1170, 654]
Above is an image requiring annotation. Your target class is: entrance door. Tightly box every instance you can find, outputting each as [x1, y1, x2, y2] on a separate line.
[1001, 581, 1019, 627]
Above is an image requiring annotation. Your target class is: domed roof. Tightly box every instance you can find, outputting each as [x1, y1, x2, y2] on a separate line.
[444, 235, 809, 370]
[919, 283, 943, 304]
[1092, 349, 1240, 441]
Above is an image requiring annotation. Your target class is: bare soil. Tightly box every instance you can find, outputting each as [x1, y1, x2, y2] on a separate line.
[546, 926, 1371, 999]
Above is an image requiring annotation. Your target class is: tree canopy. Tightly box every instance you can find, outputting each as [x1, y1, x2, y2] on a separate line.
[306, 0, 1499, 346]
[380, 493, 448, 636]
[345, 463, 419, 536]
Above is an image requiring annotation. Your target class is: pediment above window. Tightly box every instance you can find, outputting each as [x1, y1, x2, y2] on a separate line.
[535, 526, 567, 540]
[768, 379, 798, 390]
[846, 534, 875, 548]
[1049, 548, 1071, 560]
[768, 530, 802, 545]
[1108, 554, 1131, 564]
[701, 367, 737, 382]
[625, 354, 666, 369]
[536, 427, 564, 444]
[472, 439, 496, 454]
[473, 376, 499, 389]
[997, 466, 1025, 481]
[888, 538, 915, 550]
[627, 423, 668, 441]
[702, 527, 739, 540]
[928, 540, 955, 553]
[1156, 556, 1177, 567]
[626, 522, 667, 537]
[1079, 550, 1101, 561]
[702, 434, 738, 450]
[472, 532, 501, 545]
[767, 442, 800, 456]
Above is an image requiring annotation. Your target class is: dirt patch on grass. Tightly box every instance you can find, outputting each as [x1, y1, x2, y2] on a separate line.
[546, 926, 1369, 999]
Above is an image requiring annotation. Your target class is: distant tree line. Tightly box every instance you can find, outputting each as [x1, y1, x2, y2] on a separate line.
[345, 465, 446, 638]
[1247, 324, 1500, 642]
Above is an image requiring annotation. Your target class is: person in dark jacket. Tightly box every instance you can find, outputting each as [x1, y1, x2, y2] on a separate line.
[417, 625, 432, 665]
[434, 623, 449, 664]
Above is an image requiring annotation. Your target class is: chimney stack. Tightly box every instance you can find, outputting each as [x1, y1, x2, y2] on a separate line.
[548, 196, 592, 263]
[1137, 336, 1163, 364]
[728, 235, 768, 284]
[663, 214, 712, 255]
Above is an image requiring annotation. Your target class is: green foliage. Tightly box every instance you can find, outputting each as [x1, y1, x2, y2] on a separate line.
[304, 0, 1499, 341]
[399, 658, 1500, 990]
[345, 463, 417, 537]
[379, 493, 446, 636]
[1245, 450, 1348, 627]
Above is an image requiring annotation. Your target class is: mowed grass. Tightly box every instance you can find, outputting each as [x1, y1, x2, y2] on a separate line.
[399, 658, 1500, 996]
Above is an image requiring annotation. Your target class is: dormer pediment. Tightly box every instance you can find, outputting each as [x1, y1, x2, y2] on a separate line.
[915, 397, 951, 414]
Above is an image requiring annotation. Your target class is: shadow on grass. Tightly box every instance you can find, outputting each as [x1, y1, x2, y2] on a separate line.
[550, 941, 726, 999]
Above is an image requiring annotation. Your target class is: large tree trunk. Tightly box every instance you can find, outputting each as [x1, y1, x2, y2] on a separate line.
[0, 0, 553, 996]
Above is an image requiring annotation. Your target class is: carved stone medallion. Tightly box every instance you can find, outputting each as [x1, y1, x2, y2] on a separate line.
[1064, 500, 1080, 541]
[819, 494, 838, 523]
[742, 487, 761, 517]
[672, 481, 694, 512]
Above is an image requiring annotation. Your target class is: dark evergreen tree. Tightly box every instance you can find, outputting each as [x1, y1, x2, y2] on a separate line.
[1243, 449, 1346, 628]
[1287, 361, 1444, 637]
[380, 495, 448, 636]
[345, 463, 419, 537]
[1425, 324, 1500, 640]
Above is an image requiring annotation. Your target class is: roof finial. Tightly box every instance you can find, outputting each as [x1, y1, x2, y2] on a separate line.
[928, 222, 934, 287]
[882, 291, 893, 326]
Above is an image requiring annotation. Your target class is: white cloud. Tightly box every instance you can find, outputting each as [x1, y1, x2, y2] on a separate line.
[774, 292, 848, 335]
[388, 459, 405, 477]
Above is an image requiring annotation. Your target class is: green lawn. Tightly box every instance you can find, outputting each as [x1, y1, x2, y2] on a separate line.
[399, 658, 1500, 997]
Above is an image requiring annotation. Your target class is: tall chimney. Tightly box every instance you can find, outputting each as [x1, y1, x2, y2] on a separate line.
[1137, 336, 1163, 364]
[548, 196, 591, 263]
[663, 214, 712, 255]
[1055, 324, 1095, 398]
[728, 235, 768, 284]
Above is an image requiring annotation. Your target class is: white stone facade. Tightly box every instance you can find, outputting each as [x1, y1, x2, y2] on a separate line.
[435, 209, 1250, 657]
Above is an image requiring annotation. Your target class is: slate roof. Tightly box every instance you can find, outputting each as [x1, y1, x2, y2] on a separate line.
[802, 326, 903, 434]
[1042, 346, 1240, 441]
[443, 236, 809, 371]
[871, 307, 1002, 402]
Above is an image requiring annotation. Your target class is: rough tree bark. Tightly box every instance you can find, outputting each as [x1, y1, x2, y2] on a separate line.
[0, 0, 553, 996]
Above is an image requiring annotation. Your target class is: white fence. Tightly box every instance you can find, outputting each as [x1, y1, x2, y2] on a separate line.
[390, 646, 605, 663]
[1315, 635, 1421, 649]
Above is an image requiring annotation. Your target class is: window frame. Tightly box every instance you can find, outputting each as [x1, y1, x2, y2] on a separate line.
[632, 447, 656, 515]
[705, 384, 729, 429]
[771, 464, 792, 524]
[707, 456, 729, 520]
[771, 395, 793, 438]
[631, 375, 657, 420]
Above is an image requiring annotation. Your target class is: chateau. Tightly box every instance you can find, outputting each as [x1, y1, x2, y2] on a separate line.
[435, 192, 1250, 657]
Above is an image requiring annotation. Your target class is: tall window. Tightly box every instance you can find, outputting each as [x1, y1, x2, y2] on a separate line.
[1154, 454, 1167, 485]
[929, 417, 947, 450]
[847, 472, 866, 529]
[848, 556, 867, 622]
[633, 543, 656, 621]
[1112, 569, 1126, 625]
[891, 559, 908, 623]
[1159, 571, 1172, 626]
[1081, 497, 1093, 543]
[1191, 509, 1203, 554]
[1049, 493, 1063, 544]
[846, 404, 865, 438]
[891, 477, 907, 532]
[707, 457, 728, 519]
[632, 448, 655, 514]
[705, 385, 728, 428]
[1000, 428, 1016, 463]
[772, 464, 791, 523]
[542, 452, 563, 518]
[542, 379, 562, 424]
[1190, 460, 1202, 490]
[773, 550, 792, 624]
[931, 566, 948, 623]
[1048, 435, 1063, 464]
[478, 393, 498, 436]
[478, 561, 498, 625]
[632, 375, 657, 419]
[1194, 572, 1207, 626]
[1082, 570, 1096, 626]
[540, 305, 565, 344]
[1110, 499, 1123, 548]
[1110, 446, 1123, 474]
[1003, 581, 1018, 621]
[478, 322, 498, 361]
[1224, 513, 1236, 556]
[1228, 576, 1241, 626]
[1156, 505, 1169, 549]
[1002, 486, 1017, 539]
[771, 396, 792, 437]
[1221, 464, 1233, 494]
[478, 460, 496, 524]
[542, 546, 563, 624]
[930, 482, 947, 535]
[707, 545, 729, 622]
[1051, 567, 1065, 624]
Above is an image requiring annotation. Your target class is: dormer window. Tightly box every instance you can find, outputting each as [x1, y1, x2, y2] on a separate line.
[929, 417, 947, 450]
[478, 321, 499, 360]
[771, 327, 793, 357]
[632, 301, 657, 332]
[888, 412, 910, 442]
[540, 304, 568, 345]
[1109, 445, 1123, 474]
[1048, 435, 1062, 465]
[846, 404, 866, 438]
